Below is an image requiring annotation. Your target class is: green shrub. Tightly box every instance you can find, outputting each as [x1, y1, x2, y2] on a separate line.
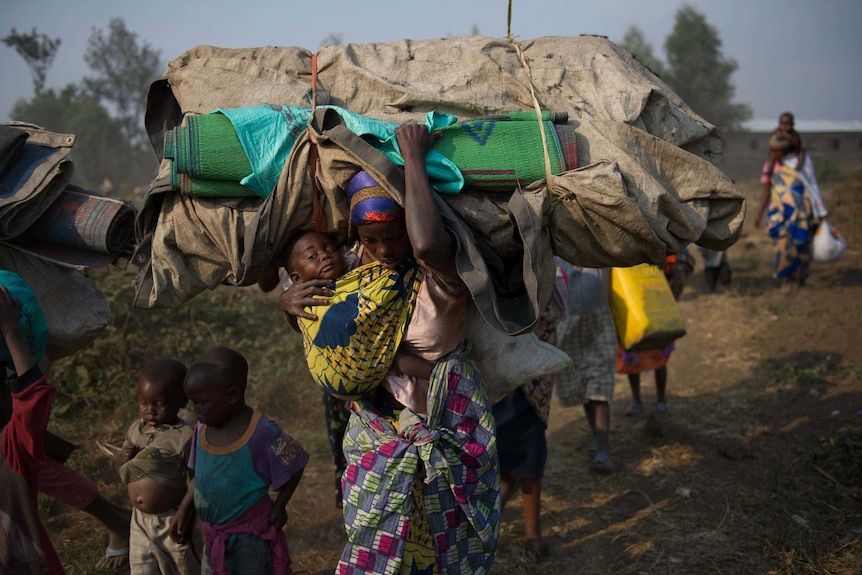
[49, 266, 310, 436]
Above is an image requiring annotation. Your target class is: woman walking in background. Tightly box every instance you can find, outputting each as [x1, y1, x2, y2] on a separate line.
[754, 128, 825, 290]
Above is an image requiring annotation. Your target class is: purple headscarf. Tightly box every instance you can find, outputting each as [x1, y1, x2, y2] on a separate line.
[347, 170, 404, 226]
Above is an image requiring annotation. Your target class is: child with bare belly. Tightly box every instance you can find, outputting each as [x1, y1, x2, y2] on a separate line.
[119, 358, 201, 575]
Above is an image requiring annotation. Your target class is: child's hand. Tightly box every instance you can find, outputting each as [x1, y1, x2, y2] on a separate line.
[121, 444, 140, 462]
[269, 505, 288, 530]
[169, 502, 194, 544]
[0, 287, 22, 339]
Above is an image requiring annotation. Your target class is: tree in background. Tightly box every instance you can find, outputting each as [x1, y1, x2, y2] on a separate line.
[11, 86, 140, 193]
[1, 27, 61, 94]
[620, 26, 666, 79]
[618, 6, 751, 131]
[663, 5, 751, 130]
[4, 18, 160, 196]
[83, 17, 162, 149]
[320, 33, 343, 47]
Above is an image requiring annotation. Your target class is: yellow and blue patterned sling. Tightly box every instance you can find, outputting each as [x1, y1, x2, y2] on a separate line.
[299, 259, 424, 399]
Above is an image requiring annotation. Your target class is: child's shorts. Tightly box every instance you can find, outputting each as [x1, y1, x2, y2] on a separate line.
[131, 507, 202, 575]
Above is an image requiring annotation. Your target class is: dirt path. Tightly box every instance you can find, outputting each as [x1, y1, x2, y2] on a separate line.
[291, 175, 862, 574]
[527, 176, 862, 575]
[49, 174, 862, 574]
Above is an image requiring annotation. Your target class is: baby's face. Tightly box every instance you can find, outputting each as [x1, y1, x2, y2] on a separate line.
[289, 232, 344, 282]
[137, 378, 184, 427]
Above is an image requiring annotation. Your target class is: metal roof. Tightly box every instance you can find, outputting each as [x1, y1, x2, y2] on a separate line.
[743, 119, 862, 133]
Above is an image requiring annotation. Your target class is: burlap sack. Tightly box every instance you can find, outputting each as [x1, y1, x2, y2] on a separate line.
[0, 247, 111, 360]
[149, 36, 718, 155]
[134, 35, 745, 335]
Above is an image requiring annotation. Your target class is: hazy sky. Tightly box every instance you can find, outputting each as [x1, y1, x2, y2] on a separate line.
[2, 0, 860, 123]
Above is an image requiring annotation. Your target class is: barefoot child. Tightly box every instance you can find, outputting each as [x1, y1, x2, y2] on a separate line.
[170, 346, 308, 575]
[119, 358, 201, 574]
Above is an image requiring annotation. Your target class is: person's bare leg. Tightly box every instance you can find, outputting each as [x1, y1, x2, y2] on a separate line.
[584, 402, 596, 453]
[655, 366, 668, 413]
[628, 373, 642, 405]
[37, 458, 132, 570]
[584, 401, 596, 433]
[591, 401, 611, 455]
[499, 473, 520, 509]
[625, 374, 643, 416]
[587, 400, 614, 471]
[521, 477, 548, 560]
[85, 495, 132, 569]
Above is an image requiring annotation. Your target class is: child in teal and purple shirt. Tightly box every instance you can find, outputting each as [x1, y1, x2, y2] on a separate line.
[169, 346, 307, 575]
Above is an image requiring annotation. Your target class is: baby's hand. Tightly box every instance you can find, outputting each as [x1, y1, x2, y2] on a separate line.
[269, 505, 288, 530]
[121, 444, 140, 462]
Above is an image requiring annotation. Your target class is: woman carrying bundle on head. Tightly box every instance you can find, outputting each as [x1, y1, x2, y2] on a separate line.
[281, 124, 500, 575]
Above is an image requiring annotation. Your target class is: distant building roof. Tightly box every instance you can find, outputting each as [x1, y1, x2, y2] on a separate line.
[743, 118, 862, 133]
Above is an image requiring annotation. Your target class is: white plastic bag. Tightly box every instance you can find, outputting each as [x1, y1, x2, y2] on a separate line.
[812, 219, 847, 263]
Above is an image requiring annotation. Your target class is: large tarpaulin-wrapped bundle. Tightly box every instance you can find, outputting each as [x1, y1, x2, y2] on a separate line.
[0, 123, 133, 357]
[135, 35, 745, 334]
[0, 123, 75, 240]
[0, 123, 137, 269]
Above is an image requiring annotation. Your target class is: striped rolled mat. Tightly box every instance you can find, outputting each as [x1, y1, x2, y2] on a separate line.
[21, 185, 135, 255]
[169, 157, 258, 198]
[433, 111, 578, 191]
[179, 174, 259, 198]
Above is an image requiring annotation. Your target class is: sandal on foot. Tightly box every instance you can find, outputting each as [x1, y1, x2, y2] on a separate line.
[96, 546, 129, 570]
[525, 538, 549, 562]
[590, 451, 615, 473]
[624, 402, 644, 417]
